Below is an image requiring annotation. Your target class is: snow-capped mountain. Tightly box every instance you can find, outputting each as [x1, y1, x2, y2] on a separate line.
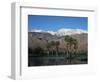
[30, 28, 87, 36]
[55, 28, 87, 36]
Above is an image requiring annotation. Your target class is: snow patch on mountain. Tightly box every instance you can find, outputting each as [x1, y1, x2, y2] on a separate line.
[47, 31, 56, 35]
[30, 28, 87, 36]
[55, 28, 87, 36]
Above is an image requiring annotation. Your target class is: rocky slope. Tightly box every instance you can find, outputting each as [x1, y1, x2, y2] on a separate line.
[28, 32, 88, 54]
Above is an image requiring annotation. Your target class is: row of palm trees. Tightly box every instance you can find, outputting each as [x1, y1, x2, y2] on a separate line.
[46, 40, 60, 56]
[29, 35, 78, 58]
[46, 35, 78, 57]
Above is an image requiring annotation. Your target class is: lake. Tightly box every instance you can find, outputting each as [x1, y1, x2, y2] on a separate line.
[28, 55, 87, 66]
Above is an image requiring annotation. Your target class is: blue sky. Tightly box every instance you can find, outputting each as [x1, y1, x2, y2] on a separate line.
[28, 15, 88, 31]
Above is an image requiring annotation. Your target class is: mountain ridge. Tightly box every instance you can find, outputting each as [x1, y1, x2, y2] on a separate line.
[30, 28, 87, 36]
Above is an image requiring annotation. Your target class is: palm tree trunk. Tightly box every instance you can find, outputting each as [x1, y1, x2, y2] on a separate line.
[69, 45, 72, 64]
[56, 46, 59, 56]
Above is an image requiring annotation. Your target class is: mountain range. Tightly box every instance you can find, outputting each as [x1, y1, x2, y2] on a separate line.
[30, 28, 87, 36]
[28, 28, 88, 55]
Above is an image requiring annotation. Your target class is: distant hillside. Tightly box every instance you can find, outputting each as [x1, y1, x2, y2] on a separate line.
[28, 32, 88, 54]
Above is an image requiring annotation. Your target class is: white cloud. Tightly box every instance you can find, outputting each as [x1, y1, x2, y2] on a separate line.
[30, 29, 43, 32]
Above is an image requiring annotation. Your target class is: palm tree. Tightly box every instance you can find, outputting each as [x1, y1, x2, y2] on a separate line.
[50, 41, 55, 56]
[55, 41, 60, 56]
[46, 42, 51, 56]
[72, 38, 78, 56]
[46, 40, 57, 56]
[65, 35, 72, 56]
[64, 35, 78, 63]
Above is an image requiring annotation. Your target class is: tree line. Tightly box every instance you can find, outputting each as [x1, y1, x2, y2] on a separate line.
[29, 35, 79, 57]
